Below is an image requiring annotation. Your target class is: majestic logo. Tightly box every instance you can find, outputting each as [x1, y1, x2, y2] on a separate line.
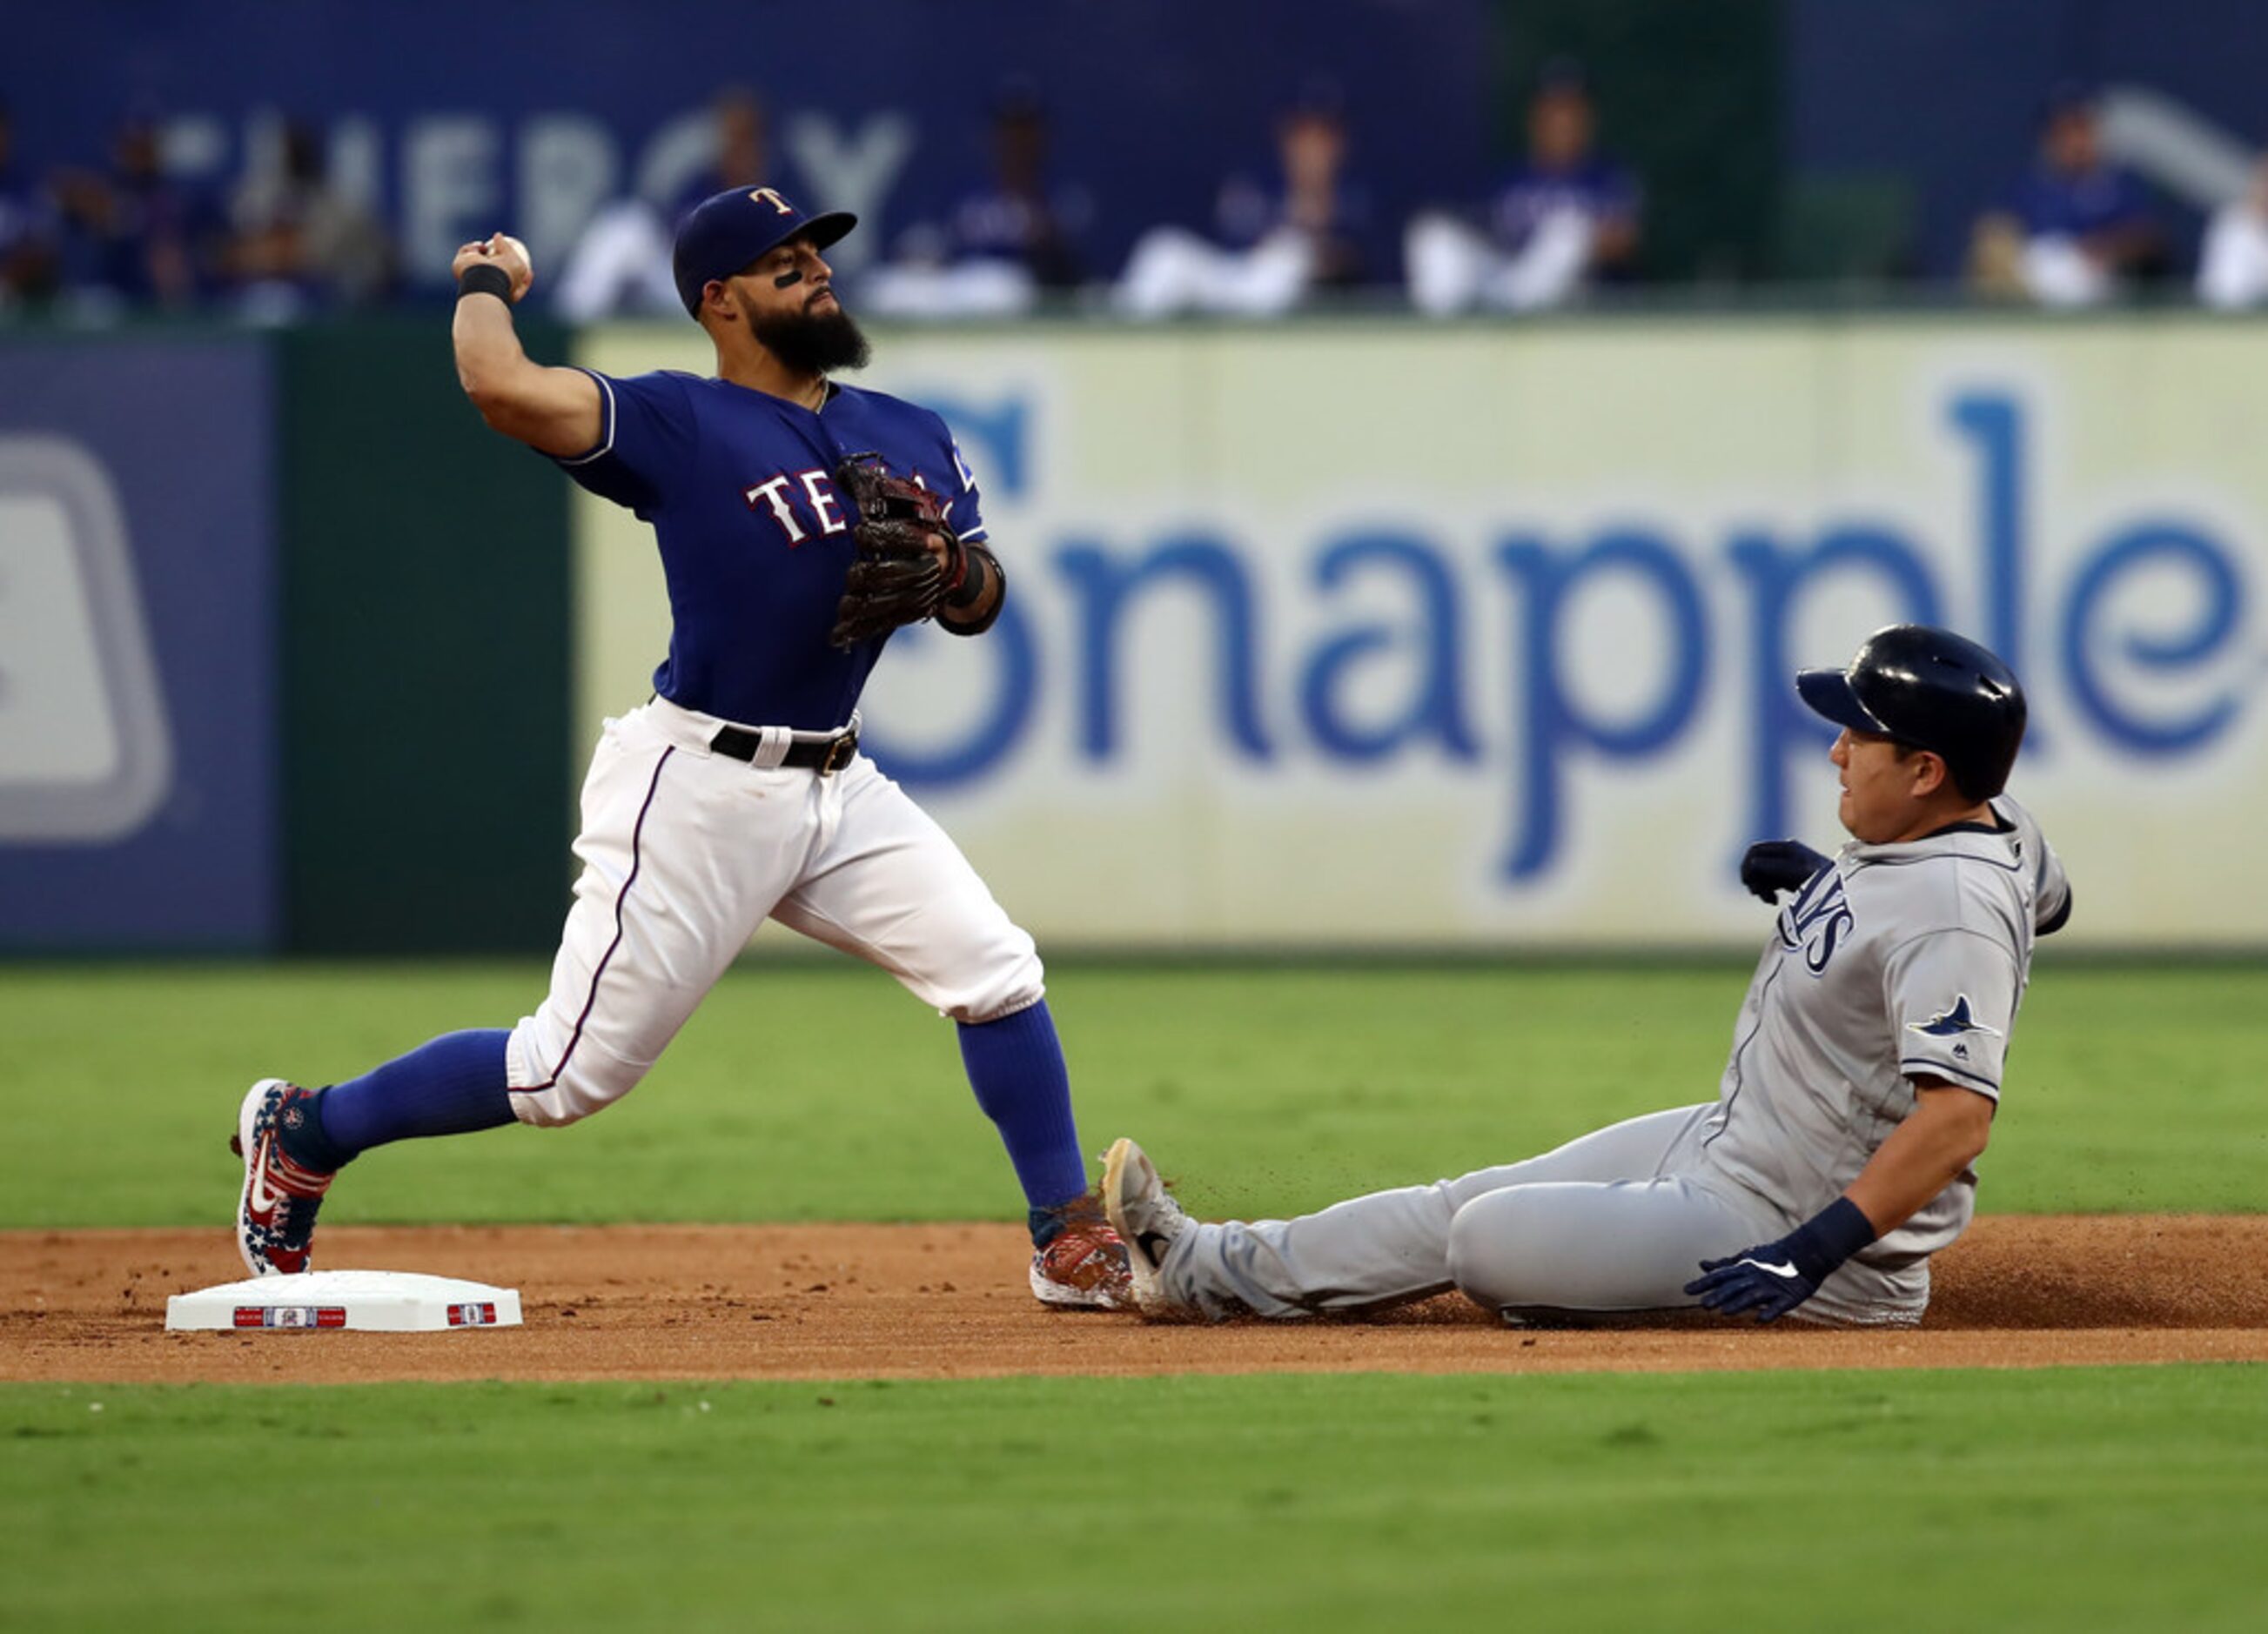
[1906, 995, 2003, 1040]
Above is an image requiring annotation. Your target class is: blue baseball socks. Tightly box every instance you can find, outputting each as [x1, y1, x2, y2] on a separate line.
[273, 1028, 517, 1172]
[273, 1010, 1090, 1247]
[956, 1001, 1091, 1243]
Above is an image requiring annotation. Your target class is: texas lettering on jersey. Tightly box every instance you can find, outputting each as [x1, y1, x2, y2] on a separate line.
[552, 368, 983, 730]
[741, 465, 942, 546]
[742, 468, 850, 546]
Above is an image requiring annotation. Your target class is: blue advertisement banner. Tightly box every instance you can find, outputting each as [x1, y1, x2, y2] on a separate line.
[0, 338, 278, 949]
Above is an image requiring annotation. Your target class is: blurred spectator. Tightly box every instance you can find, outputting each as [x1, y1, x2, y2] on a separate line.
[555, 87, 768, 322]
[670, 86, 770, 217]
[1, 103, 63, 311]
[863, 82, 1095, 318]
[50, 116, 228, 313]
[225, 119, 393, 320]
[1405, 59, 1640, 316]
[952, 84, 1090, 289]
[1963, 211, 2029, 300]
[1114, 78, 1371, 318]
[1971, 82, 2163, 309]
[2198, 156, 2268, 311]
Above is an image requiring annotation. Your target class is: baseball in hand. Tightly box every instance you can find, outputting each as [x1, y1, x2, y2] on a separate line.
[493, 233, 534, 300]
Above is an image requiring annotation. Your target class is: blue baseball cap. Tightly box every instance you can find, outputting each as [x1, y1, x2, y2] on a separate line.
[672, 186, 857, 318]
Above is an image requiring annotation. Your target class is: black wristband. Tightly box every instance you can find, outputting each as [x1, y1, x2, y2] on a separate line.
[457, 263, 514, 303]
[942, 545, 1003, 636]
[944, 544, 992, 612]
[1787, 1196, 1878, 1282]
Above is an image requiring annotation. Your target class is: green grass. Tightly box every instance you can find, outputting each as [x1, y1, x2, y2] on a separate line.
[5, 961, 2263, 1631]
[3, 1367, 2265, 1634]
[3, 959, 2265, 1228]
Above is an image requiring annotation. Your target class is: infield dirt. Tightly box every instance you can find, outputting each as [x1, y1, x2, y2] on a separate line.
[4, 1215, 2265, 1384]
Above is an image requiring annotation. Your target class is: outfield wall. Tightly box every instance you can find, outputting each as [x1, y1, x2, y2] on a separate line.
[3, 314, 2264, 951]
[577, 317, 2268, 949]
[0, 338, 278, 949]
[0, 325, 575, 954]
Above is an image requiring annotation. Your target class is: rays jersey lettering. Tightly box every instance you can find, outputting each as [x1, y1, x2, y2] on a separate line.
[1777, 866, 1854, 974]
[550, 367, 985, 731]
[1694, 800, 2066, 1294]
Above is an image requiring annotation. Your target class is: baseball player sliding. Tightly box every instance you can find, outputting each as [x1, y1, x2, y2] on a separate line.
[1105, 626, 2070, 1328]
[231, 189, 1131, 1309]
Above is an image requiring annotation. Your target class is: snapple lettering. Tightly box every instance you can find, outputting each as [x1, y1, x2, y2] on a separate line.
[865, 389, 2251, 885]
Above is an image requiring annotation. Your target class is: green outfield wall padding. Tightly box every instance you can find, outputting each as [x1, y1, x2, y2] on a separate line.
[279, 318, 574, 953]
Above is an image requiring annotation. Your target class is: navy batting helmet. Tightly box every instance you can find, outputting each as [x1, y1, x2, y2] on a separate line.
[1796, 625, 2028, 801]
[672, 186, 856, 318]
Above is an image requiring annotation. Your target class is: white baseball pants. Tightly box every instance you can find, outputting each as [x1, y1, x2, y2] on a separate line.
[503, 697, 1043, 1127]
[1404, 210, 1596, 315]
[1113, 226, 1316, 318]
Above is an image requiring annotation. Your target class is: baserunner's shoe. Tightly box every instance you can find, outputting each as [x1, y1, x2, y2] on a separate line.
[1029, 1195, 1133, 1310]
[1101, 1137, 1191, 1317]
[230, 1079, 336, 1277]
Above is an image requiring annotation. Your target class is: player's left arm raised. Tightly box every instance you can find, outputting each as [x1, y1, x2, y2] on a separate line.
[450, 233, 602, 458]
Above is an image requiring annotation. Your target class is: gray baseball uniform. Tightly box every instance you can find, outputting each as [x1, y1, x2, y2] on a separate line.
[1158, 796, 2071, 1328]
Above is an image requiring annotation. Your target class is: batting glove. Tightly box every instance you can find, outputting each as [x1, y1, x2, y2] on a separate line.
[1685, 1198, 1877, 1323]
[1740, 839, 1831, 903]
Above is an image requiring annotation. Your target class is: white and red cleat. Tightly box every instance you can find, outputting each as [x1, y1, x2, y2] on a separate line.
[230, 1079, 337, 1277]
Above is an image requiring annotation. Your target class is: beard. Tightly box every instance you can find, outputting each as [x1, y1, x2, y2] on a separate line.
[747, 296, 872, 375]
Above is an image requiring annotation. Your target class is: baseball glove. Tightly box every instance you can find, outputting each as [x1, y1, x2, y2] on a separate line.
[829, 453, 966, 648]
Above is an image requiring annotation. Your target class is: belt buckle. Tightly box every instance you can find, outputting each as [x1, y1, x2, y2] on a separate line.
[820, 732, 857, 776]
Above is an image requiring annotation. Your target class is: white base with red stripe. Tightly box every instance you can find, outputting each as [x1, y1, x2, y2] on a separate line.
[164, 1270, 522, 1333]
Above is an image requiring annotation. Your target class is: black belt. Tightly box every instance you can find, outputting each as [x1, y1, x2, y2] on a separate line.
[708, 723, 859, 774]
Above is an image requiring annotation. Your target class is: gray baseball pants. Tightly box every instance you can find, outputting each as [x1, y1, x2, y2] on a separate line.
[1157, 1105, 1789, 1322]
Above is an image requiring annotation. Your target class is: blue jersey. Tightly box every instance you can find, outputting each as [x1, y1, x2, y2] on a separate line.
[1486, 157, 1638, 251]
[2010, 162, 2152, 240]
[949, 182, 1091, 285]
[555, 371, 987, 730]
[1211, 172, 1376, 288]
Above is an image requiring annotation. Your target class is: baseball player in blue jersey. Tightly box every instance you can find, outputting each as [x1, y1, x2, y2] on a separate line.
[1105, 626, 2069, 1329]
[231, 187, 1131, 1309]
